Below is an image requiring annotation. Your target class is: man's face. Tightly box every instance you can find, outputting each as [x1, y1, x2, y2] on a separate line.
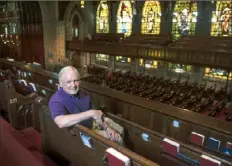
[60, 69, 80, 95]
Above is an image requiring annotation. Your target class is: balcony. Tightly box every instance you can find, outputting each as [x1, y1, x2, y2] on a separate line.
[66, 39, 232, 70]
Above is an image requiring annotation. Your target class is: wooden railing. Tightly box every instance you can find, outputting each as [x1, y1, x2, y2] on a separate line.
[66, 36, 232, 70]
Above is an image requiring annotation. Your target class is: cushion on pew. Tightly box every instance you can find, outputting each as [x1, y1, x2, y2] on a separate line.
[0, 125, 56, 166]
[20, 127, 42, 151]
[0, 117, 15, 134]
[0, 131, 45, 166]
[0, 118, 56, 166]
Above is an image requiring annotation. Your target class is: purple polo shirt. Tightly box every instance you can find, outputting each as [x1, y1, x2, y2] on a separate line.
[48, 88, 94, 129]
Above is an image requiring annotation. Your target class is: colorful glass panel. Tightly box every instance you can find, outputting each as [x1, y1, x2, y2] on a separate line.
[96, 1, 109, 33]
[117, 1, 133, 36]
[172, 1, 198, 40]
[141, 1, 161, 34]
[211, 1, 232, 36]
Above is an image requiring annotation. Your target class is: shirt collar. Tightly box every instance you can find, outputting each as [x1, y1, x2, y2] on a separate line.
[60, 87, 80, 99]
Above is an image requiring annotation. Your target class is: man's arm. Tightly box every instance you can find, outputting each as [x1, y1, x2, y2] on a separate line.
[49, 101, 103, 128]
[54, 110, 100, 128]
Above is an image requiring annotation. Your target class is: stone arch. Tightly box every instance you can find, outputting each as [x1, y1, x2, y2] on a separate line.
[64, 2, 84, 40]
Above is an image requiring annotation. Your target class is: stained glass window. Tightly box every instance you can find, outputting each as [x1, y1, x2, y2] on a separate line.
[96, 1, 109, 33]
[117, 1, 133, 37]
[96, 54, 109, 62]
[172, 1, 198, 40]
[205, 68, 232, 80]
[141, 1, 161, 34]
[211, 1, 232, 36]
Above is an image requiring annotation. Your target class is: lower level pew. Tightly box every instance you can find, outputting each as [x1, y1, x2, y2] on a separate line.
[39, 104, 159, 166]
[83, 83, 232, 160]
[106, 112, 232, 166]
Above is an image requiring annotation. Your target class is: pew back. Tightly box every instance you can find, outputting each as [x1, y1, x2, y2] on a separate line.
[39, 104, 159, 166]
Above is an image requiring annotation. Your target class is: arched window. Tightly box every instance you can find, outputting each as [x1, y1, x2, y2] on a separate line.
[211, 1, 232, 36]
[172, 1, 198, 40]
[96, 1, 109, 33]
[117, 1, 133, 36]
[141, 1, 161, 34]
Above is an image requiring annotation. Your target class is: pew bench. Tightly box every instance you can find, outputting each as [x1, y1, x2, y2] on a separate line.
[106, 112, 232, 166]
[0, 79, 37, 130]
[39, 104, 159, 166]
[1, 57, 232, 165]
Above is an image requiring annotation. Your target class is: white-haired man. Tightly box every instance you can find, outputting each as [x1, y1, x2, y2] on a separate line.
[49, 66, 123, 144]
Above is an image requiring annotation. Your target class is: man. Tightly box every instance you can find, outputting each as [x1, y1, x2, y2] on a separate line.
[49, 66, 123, 144]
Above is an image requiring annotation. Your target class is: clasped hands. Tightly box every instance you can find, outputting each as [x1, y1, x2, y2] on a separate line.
[90, 109, 120, 141]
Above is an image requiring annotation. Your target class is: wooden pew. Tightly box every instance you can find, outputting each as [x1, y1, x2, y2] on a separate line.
[80, 81, 232, 158]
[0, 78, 37, 129]
[1, 59, 232, 161]
[38, 102, 159, 166]
[106, 112, 232, 166]
[36, 99, 231, 166]
[0, 70, 39, 129]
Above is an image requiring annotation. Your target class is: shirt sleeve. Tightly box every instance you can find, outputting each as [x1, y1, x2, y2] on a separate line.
[48, 101, 66, 120]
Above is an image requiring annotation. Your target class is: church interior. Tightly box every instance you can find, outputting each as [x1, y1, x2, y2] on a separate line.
[0, 1, 232, 166]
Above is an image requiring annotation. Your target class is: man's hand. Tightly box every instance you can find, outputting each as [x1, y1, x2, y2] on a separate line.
[90, 110, 103, 120]
[106, 127, 120, 141]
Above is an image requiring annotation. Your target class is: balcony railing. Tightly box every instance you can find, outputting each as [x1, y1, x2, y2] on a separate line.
[66, 40, 232, 70]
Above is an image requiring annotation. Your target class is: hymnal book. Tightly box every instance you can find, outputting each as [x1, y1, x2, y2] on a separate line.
[200, 155, 221, 166]
[226, 142, 232, 149]
[207, 137, 221, 151]
[190, 132, 205, 146]
[106, 148, 131, 166]
[162, 138, 180, 157]
[222, 147, 232, 156]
